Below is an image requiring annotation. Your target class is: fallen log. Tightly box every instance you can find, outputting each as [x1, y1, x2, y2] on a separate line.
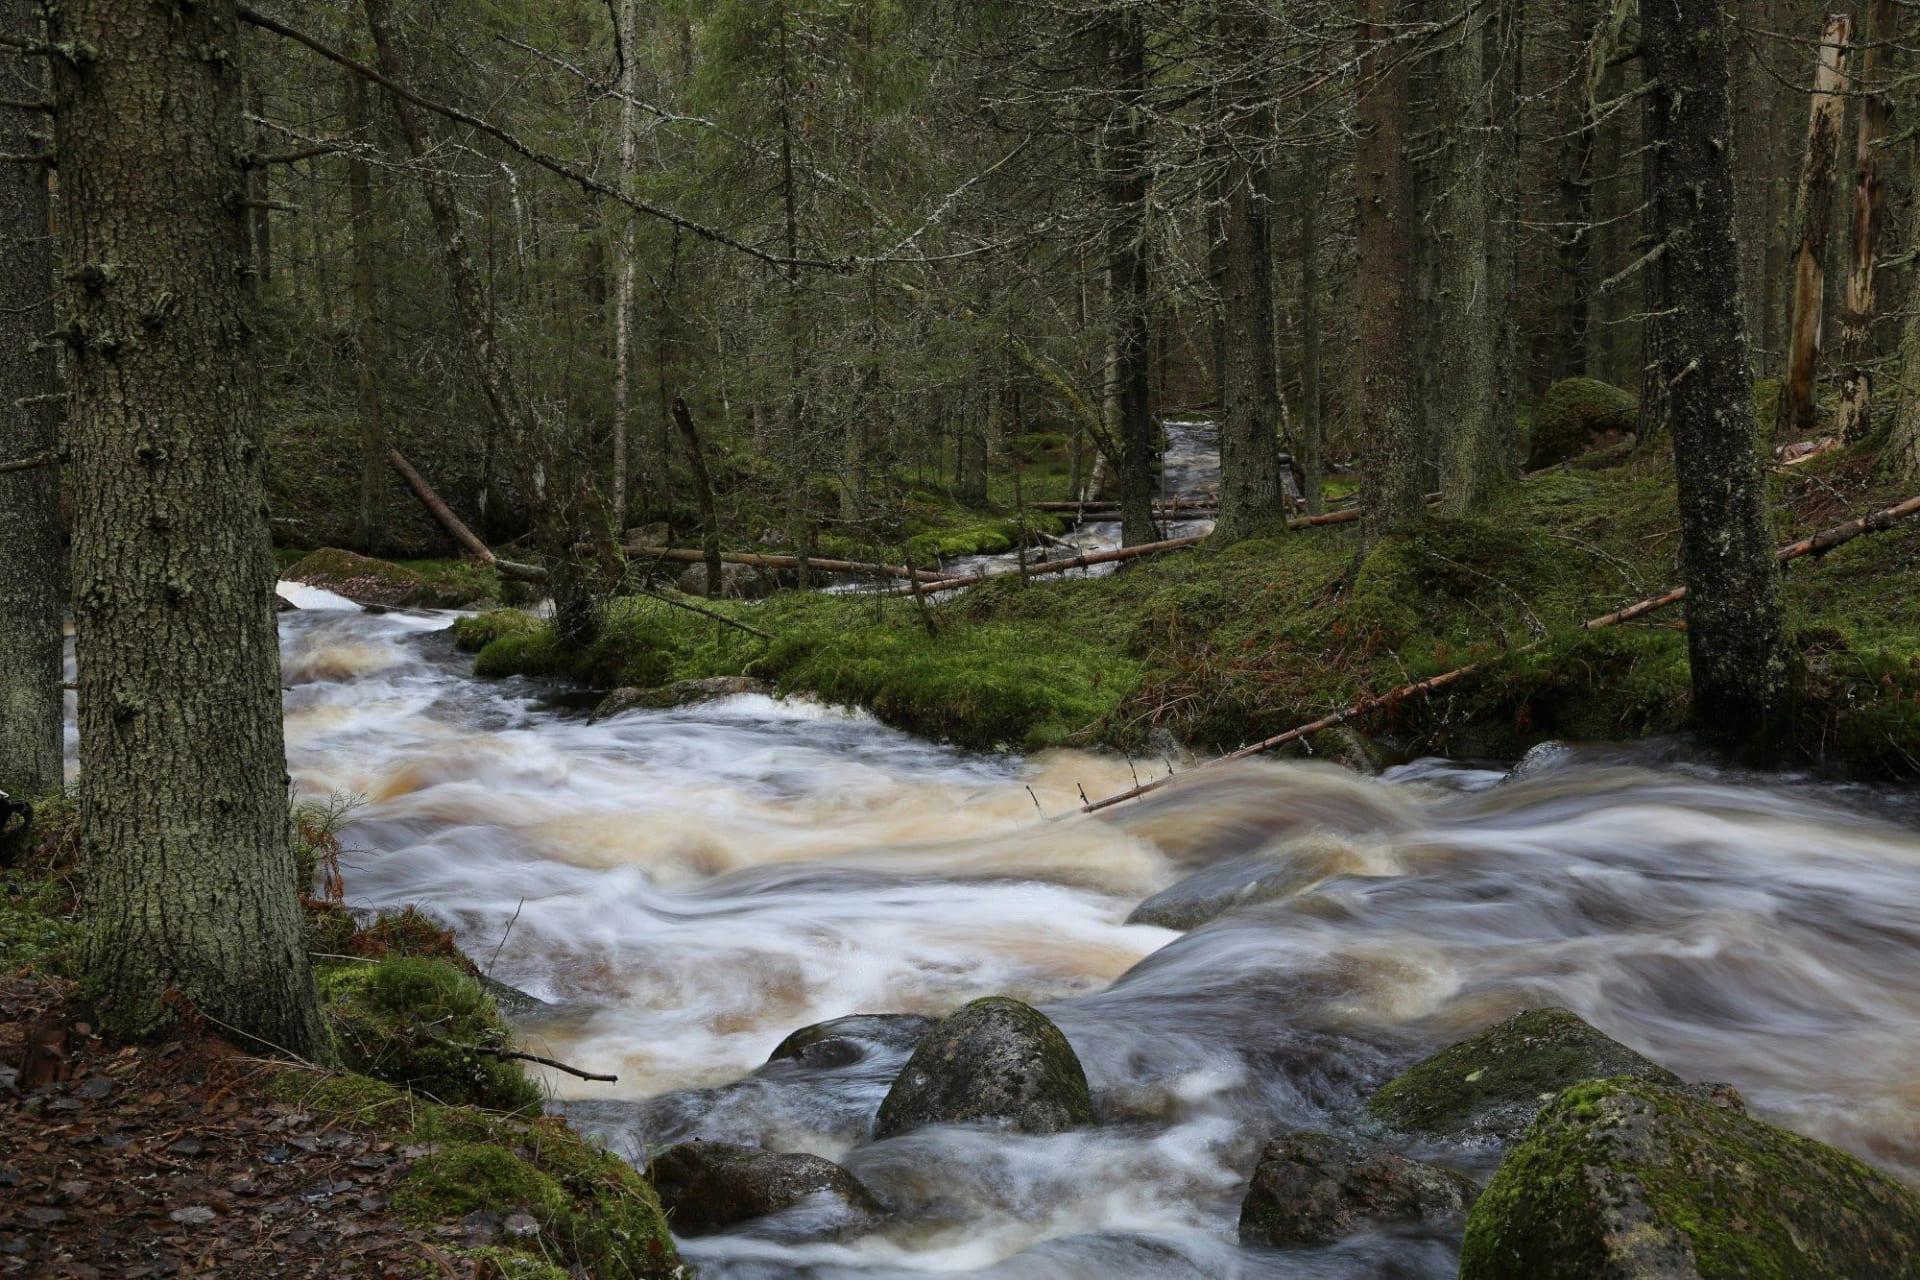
[621, 545, 946, 584]
[1080, 491, 1920, 814]
[387, 448, 547, 582]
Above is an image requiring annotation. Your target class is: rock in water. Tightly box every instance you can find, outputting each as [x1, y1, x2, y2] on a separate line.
[871, 997, 1093, 1139]
[649, 1141, 881, 1239]
[767, 1013, 938, 1070]
[1369, 1008, 1679, 1142]
[1459, 1078, 1920, 1278]
[1126, 837, 1359, 931]
[1238, 1132, 1479, 1247]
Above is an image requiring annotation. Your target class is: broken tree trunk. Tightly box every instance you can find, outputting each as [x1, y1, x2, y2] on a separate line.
[386, 448, 546, 582]
[1081, 491, 1920, 813]
[1776, 14, 1853, 437]
[1831, 0, 1894, 442]
[670, 395, 724, 598]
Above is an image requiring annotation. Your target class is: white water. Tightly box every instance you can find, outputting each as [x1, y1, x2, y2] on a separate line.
[265, 586, 1920, 1278]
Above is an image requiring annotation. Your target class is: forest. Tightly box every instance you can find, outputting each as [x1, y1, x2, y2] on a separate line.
[3, 0, 1920, 1276]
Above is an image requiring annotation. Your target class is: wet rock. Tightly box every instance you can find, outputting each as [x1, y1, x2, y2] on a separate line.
[475, 974, 547, 1018]
[283, 548, 487, 609]
[649, 1141, 881, 1239]
[1238, 1131, 1479, 1247]
[1127, 838, 1356, 930]
[592, 676, 772, 722]
[872, 997, 1093, 1139]
[1502, 740, 1574, 784]
[1459, 1078, 1920, 1278]
[1368, 1008, 1680, 1142]
[767, 1013, 938, 1070]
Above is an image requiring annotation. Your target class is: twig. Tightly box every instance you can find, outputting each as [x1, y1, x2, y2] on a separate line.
[470, 1045, 616, 1083]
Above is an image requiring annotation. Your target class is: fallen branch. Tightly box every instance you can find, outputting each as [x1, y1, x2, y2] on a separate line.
[387, 448, 547, 583]
[632, 585, 776, 641]
[1080, 492, 1920, 814]
[468, 1044, 616, 1083]
[0, 450, 56, 475]
[621, 544, 946, 584]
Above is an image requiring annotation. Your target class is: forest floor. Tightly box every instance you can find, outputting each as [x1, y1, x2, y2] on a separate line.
[447, 439, 1920, 780]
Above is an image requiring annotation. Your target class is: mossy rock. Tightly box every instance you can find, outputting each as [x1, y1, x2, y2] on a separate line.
[1459, 1077, 1920, 1278]
[1238, 1130, 1479, 1247]
[649, 1140, 883, 1239]
[285, 547, 491, 608]
[872, 996, 1093, 1138]
[1369, 1008, 1679, 1142]
[593, 676, 772, 722]
[455, 608, 544, 654]
[1526, 378, 1638, 470]
[319, 956, 542, 1112]
[395, 1143, 572, 1222]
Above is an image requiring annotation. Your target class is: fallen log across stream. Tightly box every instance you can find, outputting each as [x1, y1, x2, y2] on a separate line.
[620, 545, 949, 584]
[1079, 492, 1920, 814]
[387, 448, 548, 582]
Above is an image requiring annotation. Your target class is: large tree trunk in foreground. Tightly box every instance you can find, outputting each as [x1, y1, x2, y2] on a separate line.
[1830, 0, 1893, 443]
[0, 0, 62, 799]
[1776, 15, 1852, 438]
[1354, 0, 1423, 541]
[1212, 0, 1288, 542]
[1102, 11, 1158, 547]
[1642, 0, 1788, 733]
[51, 0, 324, 1054]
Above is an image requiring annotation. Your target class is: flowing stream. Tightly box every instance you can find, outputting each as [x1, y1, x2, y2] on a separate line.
[268, 583, 1920, 1278]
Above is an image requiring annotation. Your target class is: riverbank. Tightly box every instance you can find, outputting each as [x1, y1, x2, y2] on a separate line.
[444, 442, 1920, 779]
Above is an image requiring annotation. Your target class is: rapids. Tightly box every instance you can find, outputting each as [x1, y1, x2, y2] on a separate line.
[260, 583, 1920, 1277]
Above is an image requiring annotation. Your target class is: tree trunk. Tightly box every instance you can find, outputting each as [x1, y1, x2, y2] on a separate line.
[1777, 14, 1853, 437]
[1484, 0, 1523, 483]
[1641, 0, 1789, 733]
[1889, 221, 1920, 484]
[1545, 0, 1596, 385]
[611, 0, 640, 528]
[1102, 11, 1157, 547]
[346, 71, 386, 558]
[1296, 111, 1324, 515]
[50, 0, 324, 1054]
[1212, 0, 1288, 543]
[1434, 0, 1498, 515]
[1354, 0, 1423, 540]
[671, 396, 724, 598]
[1831, 0, 1893, 442]
[0, 0, 61, 799]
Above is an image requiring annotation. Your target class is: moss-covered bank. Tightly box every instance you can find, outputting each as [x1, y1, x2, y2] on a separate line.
[457, 441, 1920, 776]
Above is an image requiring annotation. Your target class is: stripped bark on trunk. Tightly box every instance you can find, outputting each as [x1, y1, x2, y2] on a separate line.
[1777, 15, 1853, 437]
[1831, 0, 1893, 442]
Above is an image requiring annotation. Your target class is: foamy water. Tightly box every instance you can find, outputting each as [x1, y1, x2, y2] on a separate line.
[268, 590, 1920, 1278]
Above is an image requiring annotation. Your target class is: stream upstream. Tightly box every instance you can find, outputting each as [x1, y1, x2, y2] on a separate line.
[269, 582, 1920, 1278]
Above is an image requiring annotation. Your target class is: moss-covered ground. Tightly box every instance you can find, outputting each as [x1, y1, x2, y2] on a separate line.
[458, 439, 1920, 777]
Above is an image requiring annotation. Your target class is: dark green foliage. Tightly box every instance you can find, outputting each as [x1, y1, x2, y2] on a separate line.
[1525, 378, 1637, 469]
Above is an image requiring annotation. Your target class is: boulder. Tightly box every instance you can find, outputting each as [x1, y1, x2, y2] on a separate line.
[283, 547, 489, 609]
[1459, 1078, 1920, 1278]
[674, 562, 772, 600]
[592, 677, 772, 722]
[767, 1013, 938, 1071]
[872, 997, 1093, 1139]
[1368, 1008, 1679, 1142]
[1238, 1131, 1479, 1248]
[648, 1141, 881, 1239]
[1127, 838, 1357, 930]
[1525, 377, 1637, 470]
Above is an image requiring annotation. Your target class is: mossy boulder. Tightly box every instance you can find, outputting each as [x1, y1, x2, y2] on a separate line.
[284, 547, 492, 608]
[767, 1012, 938, 1070]
[319, 956, 542, 1112]
[1369, 1008, 1679, 1142]
[1526, 378, 1638, 470]
[1459, 1077, 1920, 1278]
[1238, 1131, 1479, 1248]
[649, 1140, 882, 1239]
[454, 608, 544, 653]
[872, 996, 1093, 1138]
[593, 676, 772, 722]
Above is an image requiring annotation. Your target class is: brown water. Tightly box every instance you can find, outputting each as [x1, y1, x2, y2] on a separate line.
[275, 583, 1920, 1278]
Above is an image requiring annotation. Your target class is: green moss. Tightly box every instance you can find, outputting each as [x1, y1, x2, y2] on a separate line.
[455, 609, 544, 653]
[395, 1144, 572, 1222]
[1525, 377, 1637, 469]
[1459, 1077, 1920, 1278]
[454, 1248, 572, 1280]
[319, 956, 541, 1112]
[285, 547, 504, 608]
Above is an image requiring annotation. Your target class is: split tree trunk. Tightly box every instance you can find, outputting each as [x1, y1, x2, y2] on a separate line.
[1434, 0, 1499, 514]
[51, 0, 324, 1054]
[1101, 10, 1158, 548]
[1642, 0, 1789, 732]
[1776, 14, 1853, 437]
[1354, 0, 1423, 540]
[0, 0, 61, 798]
[1831, 0, 1893, 442]
[1212, 0, 1288, 542]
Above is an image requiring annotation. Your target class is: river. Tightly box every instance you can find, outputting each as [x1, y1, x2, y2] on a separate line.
[271, 581, 1920, 1278]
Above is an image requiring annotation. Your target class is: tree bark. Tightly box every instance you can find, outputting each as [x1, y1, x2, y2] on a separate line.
[1484, 0, 1523, 484]
[0, 0, 61, 799]
[1642, 0, 1789, 733]
[611, 0, 640, 528]
[1212, 0, 1288, 543]
[1354, 0, 1423, 540]
[1889, 225, 1920, 484]
[50, 0, 324, 1054]
[1434, 0, 1498, 515]
[670, 396, 724, 598]
[1777, 15, 1853, 437]
[1545, 0, 1597, 385]
[1101, 10, 1158, 547]
[346, 70, 386, 558]
[1831, 0, 1893, 442]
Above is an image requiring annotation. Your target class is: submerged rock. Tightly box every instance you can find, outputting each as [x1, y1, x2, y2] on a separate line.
[592, 676, 772, 722]
[1126, 837, 1358, 930]
[1459, 1078, 1920, 1278]
[649, 1141, 881, 1239]
[1238, 1131, 1479, 1248]
[767, 1013, 938, 1070]
[1368, 1008, 1679, 1142]
[872, 997, 1093, 1139]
